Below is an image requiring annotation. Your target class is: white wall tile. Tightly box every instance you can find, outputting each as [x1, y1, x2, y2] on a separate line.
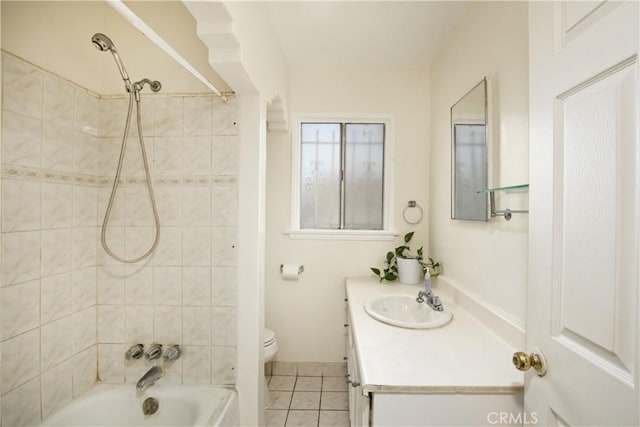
[153, 227, 182, 266]
[154, 185, 182, 226]
[125, 266, 153, 304]
[2, 55, 43, 119]
[0, 377, 41, 427]
[211, 346, 236, 385]
[41, 315, 72, 371]
[211, 184, 237, 226]
[1, 110, 42, 168]
[41, 359, 73, 419]
[73, 185, 97, 227]
[138, 95, 155, 135]
[2, 230, 41, 286]
[125, 186, 155, 226]
[183, 306, 211, 345]
[182, 345, 210, 384]
[154, 305, 182, 344]
[98, 305, 125, 343]
[211, 307, 237, 346]
[98, 225, 125, 266]
[125, 305, 153, 343]
[2, 180, 41, 232]
[1, 329, 40, 395]
[183, 266, 210, 306]
[41, 228, 72, 277]
[212, 135, 238, 176]
[72, 267, 97, 312]
[43, 74, 74, 128]
[74, 88, 98, 132]
[42, 183, 73, 229]
[98, 186, 124, 227]
[212, 97, 239, 136]
[211, 267, 237, 307]
[72, 345, 97, 397]
[124, 227, 156, 263]
[155, 97, 183, 137]
[74, 131, 98, 175]
[42, 121, 74, 172]
[182, 186, 211, 226]
[184, 96, 212, 137]
[73, 226, 97, 269]
[123, 135, 153, 178]
[183, 227, 211, 266]
[211, 226, 237, 266]
[41, 272, 72, 324]
[1, 280, 40, 339]
[124, 357, 151, 385]
[72, 306, 96, 353]
[97, 138, 122, 177]
[183, 136, 211, 176]
[97, 266, 125, 305]
[98, 344, 125, 383]
[154, 137, 182, 176]
[100, 98, 127, 138]
[153, 266, 182, 305]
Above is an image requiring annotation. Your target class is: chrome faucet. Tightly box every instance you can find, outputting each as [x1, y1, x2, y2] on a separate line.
[136, 366, 163, 390]
[125, 344, 144, 360]
[145, 344, 163, 361]
[417, 290, 444, 311]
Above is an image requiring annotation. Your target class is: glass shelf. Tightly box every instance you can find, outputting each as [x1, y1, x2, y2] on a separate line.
[477, 184, 529, 193]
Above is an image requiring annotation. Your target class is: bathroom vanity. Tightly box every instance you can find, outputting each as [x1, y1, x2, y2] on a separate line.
[345, 277, 523, 427]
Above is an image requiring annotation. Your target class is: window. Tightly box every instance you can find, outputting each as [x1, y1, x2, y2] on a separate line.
[289, 114, 396, 240]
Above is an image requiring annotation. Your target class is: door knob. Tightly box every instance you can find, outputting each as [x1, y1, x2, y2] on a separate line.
[512, 348, 547, 377]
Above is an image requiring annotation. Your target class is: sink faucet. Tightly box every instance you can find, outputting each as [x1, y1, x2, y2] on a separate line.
[417, 290, 444, 311]
[136, 366, 163, 390]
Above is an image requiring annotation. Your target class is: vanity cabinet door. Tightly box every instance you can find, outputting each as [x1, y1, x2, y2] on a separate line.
[346, 318, 370, 427]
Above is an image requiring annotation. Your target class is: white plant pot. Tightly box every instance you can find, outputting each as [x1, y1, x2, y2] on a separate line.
[396, 257, 422, 285]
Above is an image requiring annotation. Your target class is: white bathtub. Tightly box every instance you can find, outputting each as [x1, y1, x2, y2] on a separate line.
[41, 384, 238, 427]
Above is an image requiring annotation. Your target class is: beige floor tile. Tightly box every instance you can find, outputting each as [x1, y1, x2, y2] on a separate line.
[266, 409, 288, 427]
[269, 375, 297, 391]
[322, 362, 347, 377]
[266, 391, 292, 410]
[297, 362, 323, 377]
[319, 410, 350, 427]
[273, 361, 297, 376]
[322, 377, 348, 392]
[320, 392, 349, 410]
[290, 391, 321, 410]
[285, 410, 320, 427]
[295, 376, 322, 391]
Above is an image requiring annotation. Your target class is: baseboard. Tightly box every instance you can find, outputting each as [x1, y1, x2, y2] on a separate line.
[435, 275, 526, 349]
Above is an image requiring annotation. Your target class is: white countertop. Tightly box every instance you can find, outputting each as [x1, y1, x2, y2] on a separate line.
[346, 277, 524, 394]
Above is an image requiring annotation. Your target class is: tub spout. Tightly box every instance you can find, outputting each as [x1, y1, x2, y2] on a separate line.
[136, 366, 163, 390]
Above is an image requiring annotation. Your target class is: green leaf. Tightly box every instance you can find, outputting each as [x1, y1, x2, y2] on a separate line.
[395, 246, 409, 257]
[384, 272, 398, 281]
[404, 232, 414, 243]
[417, 247, 423, 257]
[386, 251, 394, 262]
[370, 267, 381, 276]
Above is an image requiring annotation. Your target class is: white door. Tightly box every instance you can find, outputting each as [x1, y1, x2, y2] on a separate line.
[528, 1, 639, 425]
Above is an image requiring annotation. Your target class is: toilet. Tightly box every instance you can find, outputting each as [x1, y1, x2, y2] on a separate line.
[264, 328, 278, 363]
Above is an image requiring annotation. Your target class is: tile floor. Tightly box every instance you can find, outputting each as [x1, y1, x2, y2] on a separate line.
[265, 363, 349, 427]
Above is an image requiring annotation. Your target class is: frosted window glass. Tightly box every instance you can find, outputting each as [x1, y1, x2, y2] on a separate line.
[344, 124, 384, 229]
[300, 123, 341, 229]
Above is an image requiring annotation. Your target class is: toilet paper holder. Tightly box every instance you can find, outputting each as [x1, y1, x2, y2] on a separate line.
[280, 264, 304, 274]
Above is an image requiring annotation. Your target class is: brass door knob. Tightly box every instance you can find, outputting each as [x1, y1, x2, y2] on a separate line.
[512, 349, 547, 377]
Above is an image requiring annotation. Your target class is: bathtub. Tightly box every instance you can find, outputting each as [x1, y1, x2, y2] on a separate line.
[41, 383, 238, 427]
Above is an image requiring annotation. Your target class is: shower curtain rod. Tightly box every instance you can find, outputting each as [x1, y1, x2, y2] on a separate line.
[108, 0, 231, 101]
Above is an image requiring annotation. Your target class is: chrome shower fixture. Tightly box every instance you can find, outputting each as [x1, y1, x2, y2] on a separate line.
[91, 33, 131, 89]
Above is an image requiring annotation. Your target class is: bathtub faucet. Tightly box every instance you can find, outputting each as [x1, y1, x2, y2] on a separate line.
[416, 290, 444, 311]
[136, 366, 163, 390]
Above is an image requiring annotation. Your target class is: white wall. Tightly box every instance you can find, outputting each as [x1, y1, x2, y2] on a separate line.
[266, 65, 430, 362]
[429, 2, 529, 334]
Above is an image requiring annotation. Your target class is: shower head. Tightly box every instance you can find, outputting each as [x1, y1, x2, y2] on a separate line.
[91, 33, 130, 86]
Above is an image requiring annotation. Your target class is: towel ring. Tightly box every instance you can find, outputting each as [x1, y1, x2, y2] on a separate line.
[402, 200, 423, 225]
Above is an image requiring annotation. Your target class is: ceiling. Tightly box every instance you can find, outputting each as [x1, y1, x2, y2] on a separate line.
[266, 1, 470, 67]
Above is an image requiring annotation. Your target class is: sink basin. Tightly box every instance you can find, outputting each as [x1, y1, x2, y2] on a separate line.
[364, 294, 453, 329]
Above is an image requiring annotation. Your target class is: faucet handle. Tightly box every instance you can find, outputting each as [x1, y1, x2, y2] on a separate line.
[125, 344, 144, 360]
[163, 344, 182, 362]
[145, 343, 163, 360]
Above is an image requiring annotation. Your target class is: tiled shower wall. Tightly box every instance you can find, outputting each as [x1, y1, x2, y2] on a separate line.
[0, 52, 239, 426]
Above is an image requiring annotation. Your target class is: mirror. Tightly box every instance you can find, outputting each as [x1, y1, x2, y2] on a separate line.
[451, 78, 488, 221]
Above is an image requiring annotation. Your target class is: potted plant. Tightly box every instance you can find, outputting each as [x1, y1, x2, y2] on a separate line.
[370, 232, 441, 284]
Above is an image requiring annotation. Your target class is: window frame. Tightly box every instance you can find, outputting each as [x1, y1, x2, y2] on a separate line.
[287, 113, 397, 241]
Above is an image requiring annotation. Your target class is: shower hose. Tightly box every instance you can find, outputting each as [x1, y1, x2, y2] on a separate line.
[101, 91, 160, 263]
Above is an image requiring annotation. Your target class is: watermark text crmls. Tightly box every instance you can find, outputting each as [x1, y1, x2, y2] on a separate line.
[487, 411, 538, 425]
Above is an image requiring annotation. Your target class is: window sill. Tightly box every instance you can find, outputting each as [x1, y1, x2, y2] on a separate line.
[285, 229, 399, 241]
